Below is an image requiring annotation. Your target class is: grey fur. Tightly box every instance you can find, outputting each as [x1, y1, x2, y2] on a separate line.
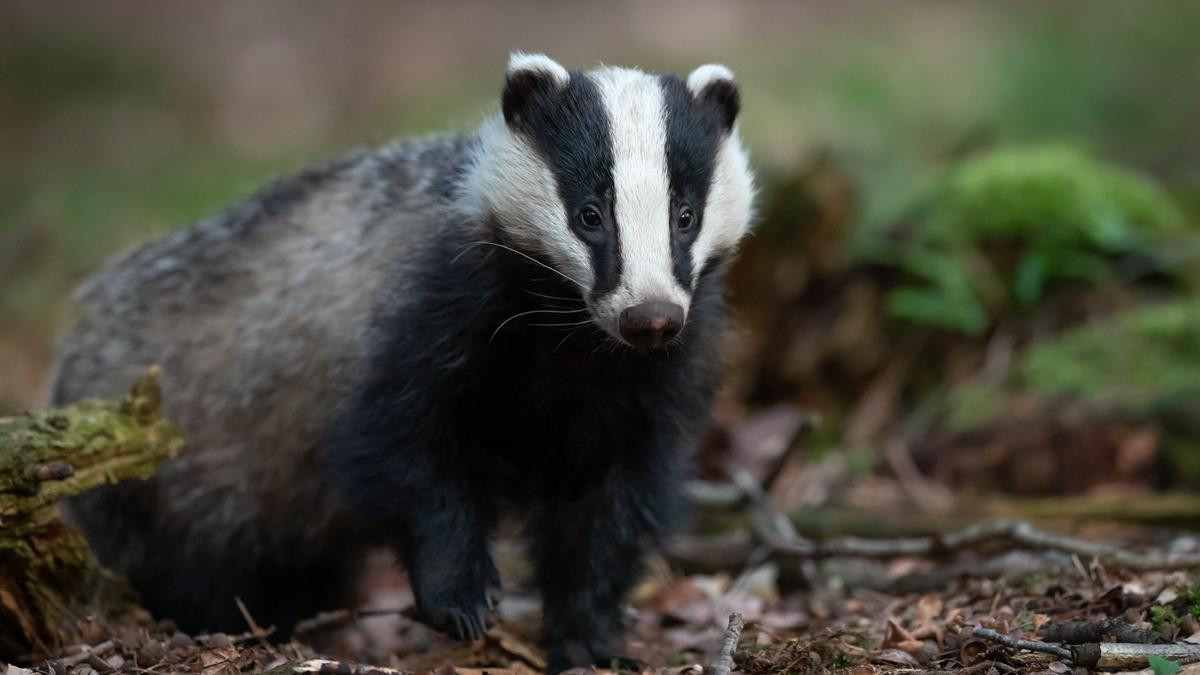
[53, 134, 478, 628]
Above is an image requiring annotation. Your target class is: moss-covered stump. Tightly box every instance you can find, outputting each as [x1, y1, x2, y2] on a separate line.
[0, 367, 183, 660]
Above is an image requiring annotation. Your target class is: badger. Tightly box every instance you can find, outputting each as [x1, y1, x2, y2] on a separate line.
[50, 53, 755, 672]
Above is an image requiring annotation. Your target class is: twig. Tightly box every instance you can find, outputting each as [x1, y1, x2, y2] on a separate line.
[971, 627, 1072, 660]
[293, 607, 413, 636]
[747, 492, 1200, 570]
[708, 612, 745, 675]
[237, 596, 280, 657]
[52, 640, 115, 669]
[1072, 642, 1200, 670]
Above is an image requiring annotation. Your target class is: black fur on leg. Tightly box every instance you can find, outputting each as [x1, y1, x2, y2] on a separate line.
[324, 231, 507, 638]
[326, 228, 728, 665]
[534, 425, 692, 674]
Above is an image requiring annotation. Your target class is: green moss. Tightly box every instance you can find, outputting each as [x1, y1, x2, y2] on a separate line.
[1022, 299, 1200, 407]
[873, 144, 1189, 334]
[940, 299, 1200, 485]
[1165, 436, 1200, 490]
[942, 381, 1011, 433]
[1151, 605, 1180, 634]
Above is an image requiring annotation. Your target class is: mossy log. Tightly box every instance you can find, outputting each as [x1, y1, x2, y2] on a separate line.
[0, 368, 182, 660]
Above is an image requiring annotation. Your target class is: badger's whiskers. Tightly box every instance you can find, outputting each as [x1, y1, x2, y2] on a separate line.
[527, 318, 593, 328]
[490, 307, 588, 343]
[524, 289, 586, 304]
[456, 241, 587, 292]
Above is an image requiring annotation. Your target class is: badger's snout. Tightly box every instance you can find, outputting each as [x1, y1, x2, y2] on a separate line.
[618, 300, 684, 349]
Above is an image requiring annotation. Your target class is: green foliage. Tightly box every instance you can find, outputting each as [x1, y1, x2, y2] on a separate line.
[1150, 656, 1182, 675]
[872, 145, 1188, 334]
[1022, 299, 1200, 408]
[1185, 584, 1200, 620]
[1151, 605, 1180, 634]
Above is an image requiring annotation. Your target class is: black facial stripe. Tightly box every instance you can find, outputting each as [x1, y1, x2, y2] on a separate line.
[506, 72, 620, 297]
[659, 74, 724, 290]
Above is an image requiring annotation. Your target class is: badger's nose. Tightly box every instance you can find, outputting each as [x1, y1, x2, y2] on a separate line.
[619, 301, 684, 349]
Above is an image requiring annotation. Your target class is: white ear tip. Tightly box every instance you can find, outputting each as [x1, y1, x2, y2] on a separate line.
[687, 64, 735, 96]
[507, 52, 570, 89]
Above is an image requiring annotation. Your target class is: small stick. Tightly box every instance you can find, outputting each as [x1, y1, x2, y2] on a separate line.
[737, 473, 1200, 570]
[1073, 642, 1200, 670]
[237, 596, 280, 657]
[971, 627, 1072, 660]
[708, 612, 745, 675]
[51, 640, 115, 669]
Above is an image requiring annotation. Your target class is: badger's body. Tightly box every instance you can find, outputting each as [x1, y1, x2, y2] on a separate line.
[52, 54, 754, 672]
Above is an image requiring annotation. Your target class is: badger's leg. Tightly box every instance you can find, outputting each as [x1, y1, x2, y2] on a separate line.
[397, 476, 500, 641]
[328, 372, 502, 641]
[534, 464, 682, 673]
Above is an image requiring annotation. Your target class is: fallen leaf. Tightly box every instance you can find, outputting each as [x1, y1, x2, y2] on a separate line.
[880, 619, 925, 656]
[199, 646, 240, 675]
[874, 649, 920, 667]
[916, 594, 943, 623]
[489, 625, 547, 670]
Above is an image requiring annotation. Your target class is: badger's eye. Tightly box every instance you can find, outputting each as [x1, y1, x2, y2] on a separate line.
[578, 205, 603, 231]
[677, 206, 696, 231]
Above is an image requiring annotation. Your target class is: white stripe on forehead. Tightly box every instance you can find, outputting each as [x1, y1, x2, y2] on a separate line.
[588, 67, 689, 313]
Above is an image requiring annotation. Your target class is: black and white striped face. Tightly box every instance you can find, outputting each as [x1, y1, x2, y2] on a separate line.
[463, 53, 754, 350]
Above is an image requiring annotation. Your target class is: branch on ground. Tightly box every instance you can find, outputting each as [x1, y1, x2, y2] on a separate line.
[735, 468, 1200, 571]
[973, 626, 1200, 670]
[0, 368, 183, 661]
[708, 612, 745, 675]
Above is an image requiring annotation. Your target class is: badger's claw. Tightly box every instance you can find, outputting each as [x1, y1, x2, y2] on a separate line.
[423, 602, 491, 641]
[410, 548, 499, 642]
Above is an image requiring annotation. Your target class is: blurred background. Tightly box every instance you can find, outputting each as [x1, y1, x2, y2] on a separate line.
[3, 1, 1200, 519]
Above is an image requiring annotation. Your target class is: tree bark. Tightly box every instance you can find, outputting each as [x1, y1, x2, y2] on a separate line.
[0, 367, 182, 660]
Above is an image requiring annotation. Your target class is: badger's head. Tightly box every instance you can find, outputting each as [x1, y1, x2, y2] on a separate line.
[461, 53, 755, 350]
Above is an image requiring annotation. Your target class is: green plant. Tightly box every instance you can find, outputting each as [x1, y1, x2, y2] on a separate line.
[1150, 655, 1182, 675]
[1184, 584, 1200, 620]
[872, 144, 1188, 335]
[1022, 299, 1200, 408]
[1151, 605, 1181, 634]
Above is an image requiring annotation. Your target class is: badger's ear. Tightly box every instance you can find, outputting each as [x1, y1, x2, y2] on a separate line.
[687, 64, 740, 132]
[502, 52, 569, 128]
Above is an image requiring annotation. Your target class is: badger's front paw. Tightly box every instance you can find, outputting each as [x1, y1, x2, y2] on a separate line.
[412, 555, 500, 642]
[422, 603, 491, 642]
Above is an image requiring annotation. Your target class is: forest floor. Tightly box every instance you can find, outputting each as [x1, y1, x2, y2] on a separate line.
[24, 538, 1200, 675]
